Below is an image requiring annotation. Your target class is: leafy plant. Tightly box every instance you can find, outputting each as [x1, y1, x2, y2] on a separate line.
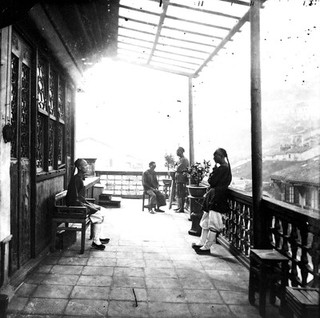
[164, 153, 175, 173]
[187, 160, 211, 186]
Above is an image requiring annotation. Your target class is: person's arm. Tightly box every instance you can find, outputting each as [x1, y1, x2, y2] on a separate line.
[208, 166, 228, 188]
[66, 176, 84, 206]
[76, 177, 87, 204]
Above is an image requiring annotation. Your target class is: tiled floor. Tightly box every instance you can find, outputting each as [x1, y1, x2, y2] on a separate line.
[7, 199, 283, 317]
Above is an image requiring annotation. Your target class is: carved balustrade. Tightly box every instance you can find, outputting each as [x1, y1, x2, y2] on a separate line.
[225, 188, 320, 288]
[95, 170, 169, 198]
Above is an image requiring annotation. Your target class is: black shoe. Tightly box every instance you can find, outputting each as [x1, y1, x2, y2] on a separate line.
[196, 248, 211, 255]
[155, 208, 165, 212]
[100, 238, 110, 244]
[191, 243, 203, 250]
[91, 242, 106, 250]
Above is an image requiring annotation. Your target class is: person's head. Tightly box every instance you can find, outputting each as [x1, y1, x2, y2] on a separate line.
[213, 148, 232, 183]
[74, 158, 89, 175]
[213, 148, 228, 165]
[149, 161, 156, 170]
[176, 146, 185, 157]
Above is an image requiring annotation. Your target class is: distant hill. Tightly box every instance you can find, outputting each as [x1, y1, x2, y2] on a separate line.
[232, 160, 301, 182]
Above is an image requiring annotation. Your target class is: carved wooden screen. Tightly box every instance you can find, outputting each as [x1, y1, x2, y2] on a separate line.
[36, 55, 66, 173]
[10, 32, 32, 272]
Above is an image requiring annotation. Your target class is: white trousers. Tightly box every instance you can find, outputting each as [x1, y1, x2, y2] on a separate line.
[199, 210, 224, 233]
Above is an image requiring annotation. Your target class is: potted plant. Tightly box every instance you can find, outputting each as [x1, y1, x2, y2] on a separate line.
[186, 160, 211, 197]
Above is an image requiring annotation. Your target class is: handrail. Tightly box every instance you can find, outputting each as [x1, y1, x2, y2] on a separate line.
[95, 170, 170, 198]
[225, 187, 320, 288]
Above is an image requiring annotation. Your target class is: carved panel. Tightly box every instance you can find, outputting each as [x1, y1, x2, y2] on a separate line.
[36, 114, 45, 172]
[10, 53, 19, 158]
[48, 119, 55, 170]
[37, 58, 47, 111]
[57, 124, 64, 166]
[48, 69, 57, 116]
[58, 78, 65, 119]
[21, 63, 30, 158]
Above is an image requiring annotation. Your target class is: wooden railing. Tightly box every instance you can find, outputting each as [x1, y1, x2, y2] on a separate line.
[94, 171, 320, 288]
[95, 170, 170, 198]
[225, 188, 320, 288]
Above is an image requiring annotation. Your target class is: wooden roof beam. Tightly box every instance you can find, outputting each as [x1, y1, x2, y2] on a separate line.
[147, 0, 169, 64]
[114, 56, 192, 77]
[193, 9, 250, 77]
[168, 2, 241, 20]
[165, 15, 231, 32]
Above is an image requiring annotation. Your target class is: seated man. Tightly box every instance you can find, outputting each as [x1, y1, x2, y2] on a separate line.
[66, 158, 110, 250]
[142, 161, 166, 214]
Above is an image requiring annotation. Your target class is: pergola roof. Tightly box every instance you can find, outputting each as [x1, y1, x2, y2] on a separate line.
[1, 0, 260, 79]
[116, 0, 252, 77]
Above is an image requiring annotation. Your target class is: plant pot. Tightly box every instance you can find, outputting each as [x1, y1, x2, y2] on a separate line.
[187, 185, 207, 197]
[162, 178, 172, 186]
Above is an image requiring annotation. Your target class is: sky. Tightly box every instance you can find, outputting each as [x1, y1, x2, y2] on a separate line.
[76, 0, 320, 171]
[76, 60, 189, 169]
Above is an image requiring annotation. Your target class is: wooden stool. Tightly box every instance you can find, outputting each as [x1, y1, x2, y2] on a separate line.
[249, 249, 289, 317]
[142, 191, 151, 211]
[285, 287, 319, 318]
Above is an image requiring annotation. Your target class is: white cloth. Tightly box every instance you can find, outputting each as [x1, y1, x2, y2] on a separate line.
[89, 210, 104, 224]
[199, 210, 224, 233]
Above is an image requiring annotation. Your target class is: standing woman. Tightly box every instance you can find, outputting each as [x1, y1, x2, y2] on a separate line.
[66, 158, 110, 250]
[192, 148, 232, 254]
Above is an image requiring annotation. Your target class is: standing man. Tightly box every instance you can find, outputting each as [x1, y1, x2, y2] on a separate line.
[175, 147, 189, 212]
[142, 161, 166, 214]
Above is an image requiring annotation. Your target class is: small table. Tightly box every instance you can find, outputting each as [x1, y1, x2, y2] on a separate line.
[249, 249, 289, 317]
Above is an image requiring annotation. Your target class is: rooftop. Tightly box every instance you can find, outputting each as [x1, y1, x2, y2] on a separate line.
[271, 156, 320, 186]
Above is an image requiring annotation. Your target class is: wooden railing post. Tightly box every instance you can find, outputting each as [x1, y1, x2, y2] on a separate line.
[250, 0, 268, 248]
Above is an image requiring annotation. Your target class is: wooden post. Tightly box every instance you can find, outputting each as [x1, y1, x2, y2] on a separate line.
[188, 77, 194, 165]
[250, 0, 267, 248]
[0, 294, 8, 318]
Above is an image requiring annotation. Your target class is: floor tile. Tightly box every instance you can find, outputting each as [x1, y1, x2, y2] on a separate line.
[23, 298, 68, 315]
[81, 265, 114, 276]
[107, 300, 149, 317]
[147, 288, 186, 303]
[145, 277, 181, 289]
[148, 302, 192, 318]
[41, 274, 79, 285]
[189, 303, 234, 318]
[32, 284, 73, 298]
[64, 299, 108, 316]
[109, 287, 148, 301]
[113, 266, 145, 277]
[77, 275, 113, 286]
[185, 289, 223, 303]
[50, 265, 83, 275]
[70, 285, 110, 300]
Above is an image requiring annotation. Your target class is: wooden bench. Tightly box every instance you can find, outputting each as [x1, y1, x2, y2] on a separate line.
[285, 287, 319, 318]
[51, 190, 93, 254]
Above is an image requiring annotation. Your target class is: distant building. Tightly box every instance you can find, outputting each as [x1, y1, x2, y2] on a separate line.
[270, 157, 320, 212]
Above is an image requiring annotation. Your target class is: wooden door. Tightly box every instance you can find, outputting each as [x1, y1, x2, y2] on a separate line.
[10, 32, 32, 273]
